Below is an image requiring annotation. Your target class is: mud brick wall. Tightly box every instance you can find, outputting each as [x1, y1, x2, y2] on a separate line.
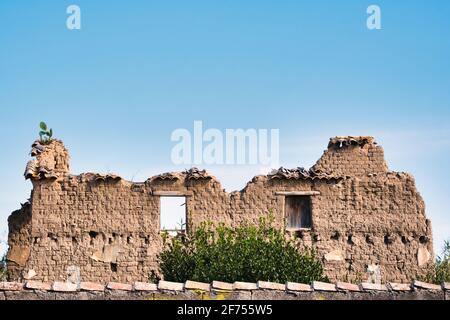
[7, 203, 32, 278]
[312, 136, 388, 177]
[7, 136, 434, 284]
[25, 177, 161, 283]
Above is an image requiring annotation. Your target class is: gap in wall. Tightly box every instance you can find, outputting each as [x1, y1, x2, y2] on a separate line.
[160, 196, 187, 236]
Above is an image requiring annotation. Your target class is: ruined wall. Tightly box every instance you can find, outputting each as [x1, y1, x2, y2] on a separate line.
[7, 137, 434, 284]
[312, 136, 388, 177]
[26, 176, 161, 283]
[7, 203, 32, 279]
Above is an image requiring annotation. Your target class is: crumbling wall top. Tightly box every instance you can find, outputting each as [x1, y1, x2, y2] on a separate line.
[268, 167, 338, 181]
[147, 168, 215, 184]
[327, 136, 376, 149]
[21, 136, 389, 187]
[24, 140, 70, 181]
[312, 136, 388, 177]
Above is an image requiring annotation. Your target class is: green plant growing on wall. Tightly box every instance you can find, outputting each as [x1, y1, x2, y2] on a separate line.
[422, 240, 450, 284]
[177, 218, 186, 232]
[0, 253, 7, 281]
[157, 215, 329, 284]
[38, 121, 53, 144]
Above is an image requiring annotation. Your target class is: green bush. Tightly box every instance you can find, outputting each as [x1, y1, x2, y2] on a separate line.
[0, 253, 7, 281]
[156, 216, 328, 284]
[423, 240, 450, 284]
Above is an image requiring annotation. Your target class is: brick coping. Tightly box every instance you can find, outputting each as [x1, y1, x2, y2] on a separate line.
[0, 280, 448, 294]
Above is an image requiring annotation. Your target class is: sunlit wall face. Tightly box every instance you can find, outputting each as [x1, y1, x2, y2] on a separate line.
[0, 1, 449, 256]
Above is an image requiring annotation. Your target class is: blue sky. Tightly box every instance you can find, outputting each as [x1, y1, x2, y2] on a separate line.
[0, 1, 449, 255]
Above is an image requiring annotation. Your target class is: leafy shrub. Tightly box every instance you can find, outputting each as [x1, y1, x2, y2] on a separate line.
[422, 240, 450, 284]
[156, 216, 328, 284]
[38, 121, 53, 144]
[0, 253, 7, 281]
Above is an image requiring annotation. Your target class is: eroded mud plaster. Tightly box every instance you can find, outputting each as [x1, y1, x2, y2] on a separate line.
[7, 137, 434, 284]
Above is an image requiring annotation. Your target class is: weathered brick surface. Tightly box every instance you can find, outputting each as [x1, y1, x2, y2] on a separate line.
[185, 281, 211, 292]
[257, 281, 286, 291]
[312, 281, 337, 292]
[0, 282, 24, 291]
[25, 281, 52, 291]
[52, 282, 78, 292]
[158, 281, 184, 291]
[80, 282, 105, 292]
[7, 137, 434, 285]
[361, 283, 388, 291]
[389, 282, 412, 292]
[133, 282, 158, 292]
[336, 282, 360, 292]
[212, 281, 233, 291]
[413, 280, 441, 291]
[233, 282, 258, 291]
[286, 282, 313, 292]
[107, 282, 133, 291]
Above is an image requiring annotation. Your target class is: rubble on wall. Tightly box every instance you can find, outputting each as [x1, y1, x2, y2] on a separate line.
[148, 172, 183, 182]
[268, 167, 337, 180]
[79, 173, 122, 183]
[148, 168, 213, 183]
[24, 160, 58, 180]
[24, 140, 70, 181]
[184, 167, 213, 180]
[328, 136, 376, 149]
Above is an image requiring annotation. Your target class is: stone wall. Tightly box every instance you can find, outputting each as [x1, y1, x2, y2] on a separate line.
[6, 136, 434, 284]
[0, 280, 448, 300]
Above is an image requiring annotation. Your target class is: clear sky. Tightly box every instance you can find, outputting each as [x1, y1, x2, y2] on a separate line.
[1, 1, 449, 256]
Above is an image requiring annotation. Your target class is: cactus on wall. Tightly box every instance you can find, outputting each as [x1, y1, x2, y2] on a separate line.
[38, 121, 53, 144]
